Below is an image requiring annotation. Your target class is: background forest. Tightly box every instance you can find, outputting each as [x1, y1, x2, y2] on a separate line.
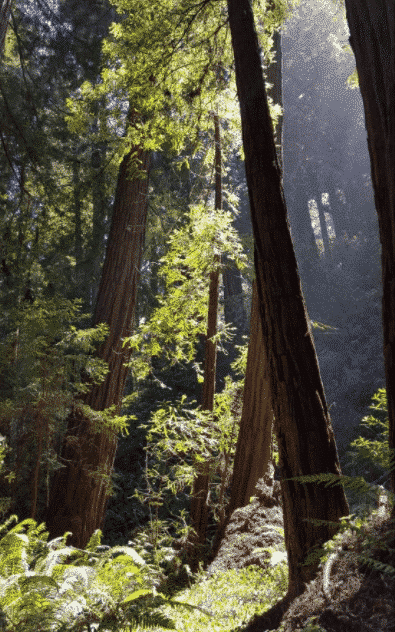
[0, 0, 393, 630]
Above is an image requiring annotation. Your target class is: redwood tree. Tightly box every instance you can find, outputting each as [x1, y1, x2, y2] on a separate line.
[227, 0, 349, 603]
[343, 0, 395, 510]
[225, 280, 273, 512]
[45, 115, 150, 547]
[212, 279, 274, 560]
[189, 113, 222, 566]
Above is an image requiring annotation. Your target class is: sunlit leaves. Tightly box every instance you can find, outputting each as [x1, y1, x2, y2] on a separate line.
[124, 203, 247, 380]
[65, 0, 290, 164]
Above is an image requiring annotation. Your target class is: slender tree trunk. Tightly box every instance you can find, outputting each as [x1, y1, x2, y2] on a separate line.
[265, 28, 283, 169]
[72, 157, 84, 298]
[227, 0, 349, 603]
[222, 263, 246, 342]
[189, 114, 222, 568]
[212, 279, 274, 559]
[45, 118, 150, 548]
[0, 0, 11, 55]
[344, 0, 395, 511]
[89, 108, 108, 310]
[217, 259, 247, 388]
[303, 159, 332, 259]
[316, 197, 332, 258]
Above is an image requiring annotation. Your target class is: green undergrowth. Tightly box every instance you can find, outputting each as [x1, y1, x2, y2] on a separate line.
[133, 562, 288, 631]
[0, 512, 288, 632]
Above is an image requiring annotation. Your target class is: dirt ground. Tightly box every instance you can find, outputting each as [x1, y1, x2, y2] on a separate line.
[207, 474, 395, 632]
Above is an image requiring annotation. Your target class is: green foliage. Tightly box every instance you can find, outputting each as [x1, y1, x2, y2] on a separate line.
[65, 0, 291, 168]
[133, 372, 242, 532]
[125, 203, 247, 381]
[284, 468, 395, 579]
[0, 297, 108, 400]
[346, 388, 393, 480]
[0, 297, 133, 520]
[0, 438, 12, 517]
[283, 387, 395, 578]
[144, 563, 288, 632]
[0, 517, 206, 631]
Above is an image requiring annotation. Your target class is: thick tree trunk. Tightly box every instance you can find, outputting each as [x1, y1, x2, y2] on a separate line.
[344, 0, 395, 510]
[227, 0, 349, 601]
[45, 127, 150, 547]
[227, 280, 273, 510]
[212, 279, 273, 559]
[189, 114, 222, 568]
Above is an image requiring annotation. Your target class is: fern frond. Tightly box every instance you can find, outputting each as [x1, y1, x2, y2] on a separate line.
[358, 554, 395, 576]
[0, 516, 18, 539]
[85, 529, 103, 552]
[285, 472, 369, 492]
[125, 611, 177, 630]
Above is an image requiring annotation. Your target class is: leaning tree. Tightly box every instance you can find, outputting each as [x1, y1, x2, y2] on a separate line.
[343, 0, 395, 513]
[226, 0, 349, 606]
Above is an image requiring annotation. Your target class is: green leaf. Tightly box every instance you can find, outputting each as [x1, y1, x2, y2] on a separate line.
[122, 588, 152, 604]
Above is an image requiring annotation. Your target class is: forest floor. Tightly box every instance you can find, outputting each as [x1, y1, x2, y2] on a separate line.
[244, 500, 395, 632]
[140, 481, 395, 632]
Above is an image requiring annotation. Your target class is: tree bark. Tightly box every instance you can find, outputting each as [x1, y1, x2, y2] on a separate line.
[227, 0, 349, 601]
[227, 280, 273, 510]
[0, 0, 11, 55]
[218, 259, 247, 386]
[212, 279, 274, 559]
[265, 29, 283, 169]
[45, 118, 150, 548]
[189, 114, 221, 568]
[343, 0, 395, 511]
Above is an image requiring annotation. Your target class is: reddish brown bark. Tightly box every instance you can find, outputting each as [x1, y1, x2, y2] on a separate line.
[45, 121, 150, 547]
[211, 279, 274, 559]
[227, 0, 349, 603]
[344, 0, 395, 511]
[226, 280, 273, 511]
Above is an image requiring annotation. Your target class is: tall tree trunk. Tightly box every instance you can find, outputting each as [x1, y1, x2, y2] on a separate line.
[72, 157, 84, 298]
[88, 144, 107, 310]
[343, 0, 395, 511]
[316, 196, 332, 258]
[265, 28, 283, 169]
[212, 279, 274, 559]
[303, 159, 332, 259]
[0, 0, 11, 55]
[45, 120, 150, 548]
[189, 114, 222, 569]
[227, 280, 273, 510]
[227, 0, 349, 604]
[214, 25, 283, 556]
[217, 259, 247, 386]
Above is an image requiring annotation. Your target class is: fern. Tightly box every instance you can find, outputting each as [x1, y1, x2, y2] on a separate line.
[0, 518, 214, 631]
[285, 470, 395, 579]
[358, 554, 395, 575]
